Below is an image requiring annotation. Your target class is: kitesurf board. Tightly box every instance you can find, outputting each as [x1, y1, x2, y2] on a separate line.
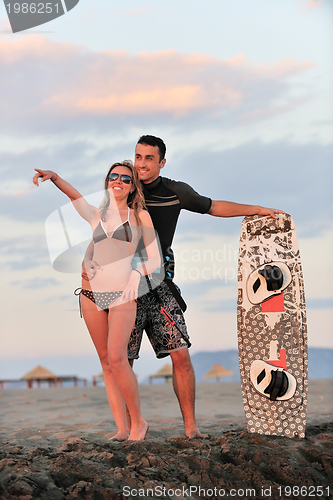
[237, 214, 308, 438]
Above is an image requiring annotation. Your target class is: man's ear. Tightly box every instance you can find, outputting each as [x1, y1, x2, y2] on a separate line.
[160, 159, 166, 169]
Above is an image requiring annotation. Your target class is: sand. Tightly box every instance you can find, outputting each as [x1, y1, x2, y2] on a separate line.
[0, 380, 332, 499]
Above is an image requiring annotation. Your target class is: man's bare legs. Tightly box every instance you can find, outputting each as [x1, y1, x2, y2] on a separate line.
[130, 349, 200, 438]
[170, 348, 201, 438]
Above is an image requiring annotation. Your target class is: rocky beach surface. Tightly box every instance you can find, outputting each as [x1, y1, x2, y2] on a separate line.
[0, 380, 332, 499]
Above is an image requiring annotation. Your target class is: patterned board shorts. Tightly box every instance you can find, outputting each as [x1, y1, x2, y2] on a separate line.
[127, 281, 191, 359]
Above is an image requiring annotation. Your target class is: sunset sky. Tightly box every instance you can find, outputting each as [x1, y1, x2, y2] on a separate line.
[0, 0, 332, 382]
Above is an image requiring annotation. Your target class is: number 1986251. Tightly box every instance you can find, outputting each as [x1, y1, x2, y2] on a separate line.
[278, 486, 330, 497]
[6, 3, 60, 14]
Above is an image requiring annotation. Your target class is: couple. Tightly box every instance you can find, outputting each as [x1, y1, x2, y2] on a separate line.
[34, 135, 283, 441]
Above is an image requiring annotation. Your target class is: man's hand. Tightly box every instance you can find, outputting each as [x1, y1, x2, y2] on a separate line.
[81, 260, 101, 281]
[257, 207, 285, 219]
[209, 200, 285, 219]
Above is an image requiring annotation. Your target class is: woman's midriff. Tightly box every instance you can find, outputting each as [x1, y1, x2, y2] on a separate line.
[81, 238, 137, 292]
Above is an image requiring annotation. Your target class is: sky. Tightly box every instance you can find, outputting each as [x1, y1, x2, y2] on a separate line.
[0, 0, 332, 383]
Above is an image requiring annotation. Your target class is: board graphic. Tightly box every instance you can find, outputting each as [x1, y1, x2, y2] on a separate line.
[237, 214, 308, 438]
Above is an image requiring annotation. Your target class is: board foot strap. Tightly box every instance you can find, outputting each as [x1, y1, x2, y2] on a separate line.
[264, 369, 289, 401]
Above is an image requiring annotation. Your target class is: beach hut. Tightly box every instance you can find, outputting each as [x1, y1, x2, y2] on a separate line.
[92, 371, 104, 386]
[149, 364, 173, 384]
[202, 363, 234, 382]
[20, 365, 87, 388]
[21, 365, 57, 388]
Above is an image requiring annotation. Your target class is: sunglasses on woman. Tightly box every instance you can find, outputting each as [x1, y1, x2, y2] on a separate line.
[108, 173, 132, 184]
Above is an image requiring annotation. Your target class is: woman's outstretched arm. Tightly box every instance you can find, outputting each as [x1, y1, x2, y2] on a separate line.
[33, 169, 82, 200]
[33, 169, 98, 223]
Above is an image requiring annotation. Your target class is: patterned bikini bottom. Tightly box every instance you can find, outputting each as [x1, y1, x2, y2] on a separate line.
[74, 288, 123, 315]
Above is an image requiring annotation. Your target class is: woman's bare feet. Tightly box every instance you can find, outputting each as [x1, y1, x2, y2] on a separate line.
[108, 431, 129, 442]
[128, 420, 149, 441]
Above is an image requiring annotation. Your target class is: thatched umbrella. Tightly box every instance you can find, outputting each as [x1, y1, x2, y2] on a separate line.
[149, 364, 172, 384]
[202, 363, 234, 382]
[21, 365, 55, 380]
[21, 365, 56, 388]
[92, 371, 104, 386]
[19, 365, 86, 389]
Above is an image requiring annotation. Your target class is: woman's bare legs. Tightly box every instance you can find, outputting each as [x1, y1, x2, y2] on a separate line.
[81, 295, 147, 440]
[81, 295, 129, 440]
[107, 300, 148, 441]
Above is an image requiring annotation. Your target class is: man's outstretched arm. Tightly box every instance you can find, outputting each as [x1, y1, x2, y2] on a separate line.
[208, 200, 284, 219]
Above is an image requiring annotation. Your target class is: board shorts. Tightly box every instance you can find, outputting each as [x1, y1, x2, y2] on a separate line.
[127, 281, 191, 359]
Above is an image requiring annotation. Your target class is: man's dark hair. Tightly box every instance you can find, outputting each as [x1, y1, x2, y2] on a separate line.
[137, 135, 166, 162]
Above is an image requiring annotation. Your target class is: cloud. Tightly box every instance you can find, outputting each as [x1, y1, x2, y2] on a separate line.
[0, 138, 331, 238]
[0, 36, 315, 133]
[0, 16, 10, 32]
[0, 231, 50, 270]
[124, 7, 154, 17]
[11, 277, 60, 289]
[299, 0, 324, 9]
[171, 140, 333, 237]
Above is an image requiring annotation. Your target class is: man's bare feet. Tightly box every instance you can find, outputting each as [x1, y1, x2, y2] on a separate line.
[186, 431, 208, 439]
[185, 426, 204, 439]
[128, 420, 149, 441]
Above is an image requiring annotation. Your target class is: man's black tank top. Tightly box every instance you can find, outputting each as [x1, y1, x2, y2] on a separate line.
[140, 176, 211, 278]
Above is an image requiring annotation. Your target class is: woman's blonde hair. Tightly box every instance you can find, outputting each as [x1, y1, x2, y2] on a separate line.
[100, 160, 146, 226]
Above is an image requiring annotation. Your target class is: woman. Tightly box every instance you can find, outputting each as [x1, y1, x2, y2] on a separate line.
[33, 161, 161, 441]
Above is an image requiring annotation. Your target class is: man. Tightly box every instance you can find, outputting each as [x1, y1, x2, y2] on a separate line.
[84, 135, 283, 438]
